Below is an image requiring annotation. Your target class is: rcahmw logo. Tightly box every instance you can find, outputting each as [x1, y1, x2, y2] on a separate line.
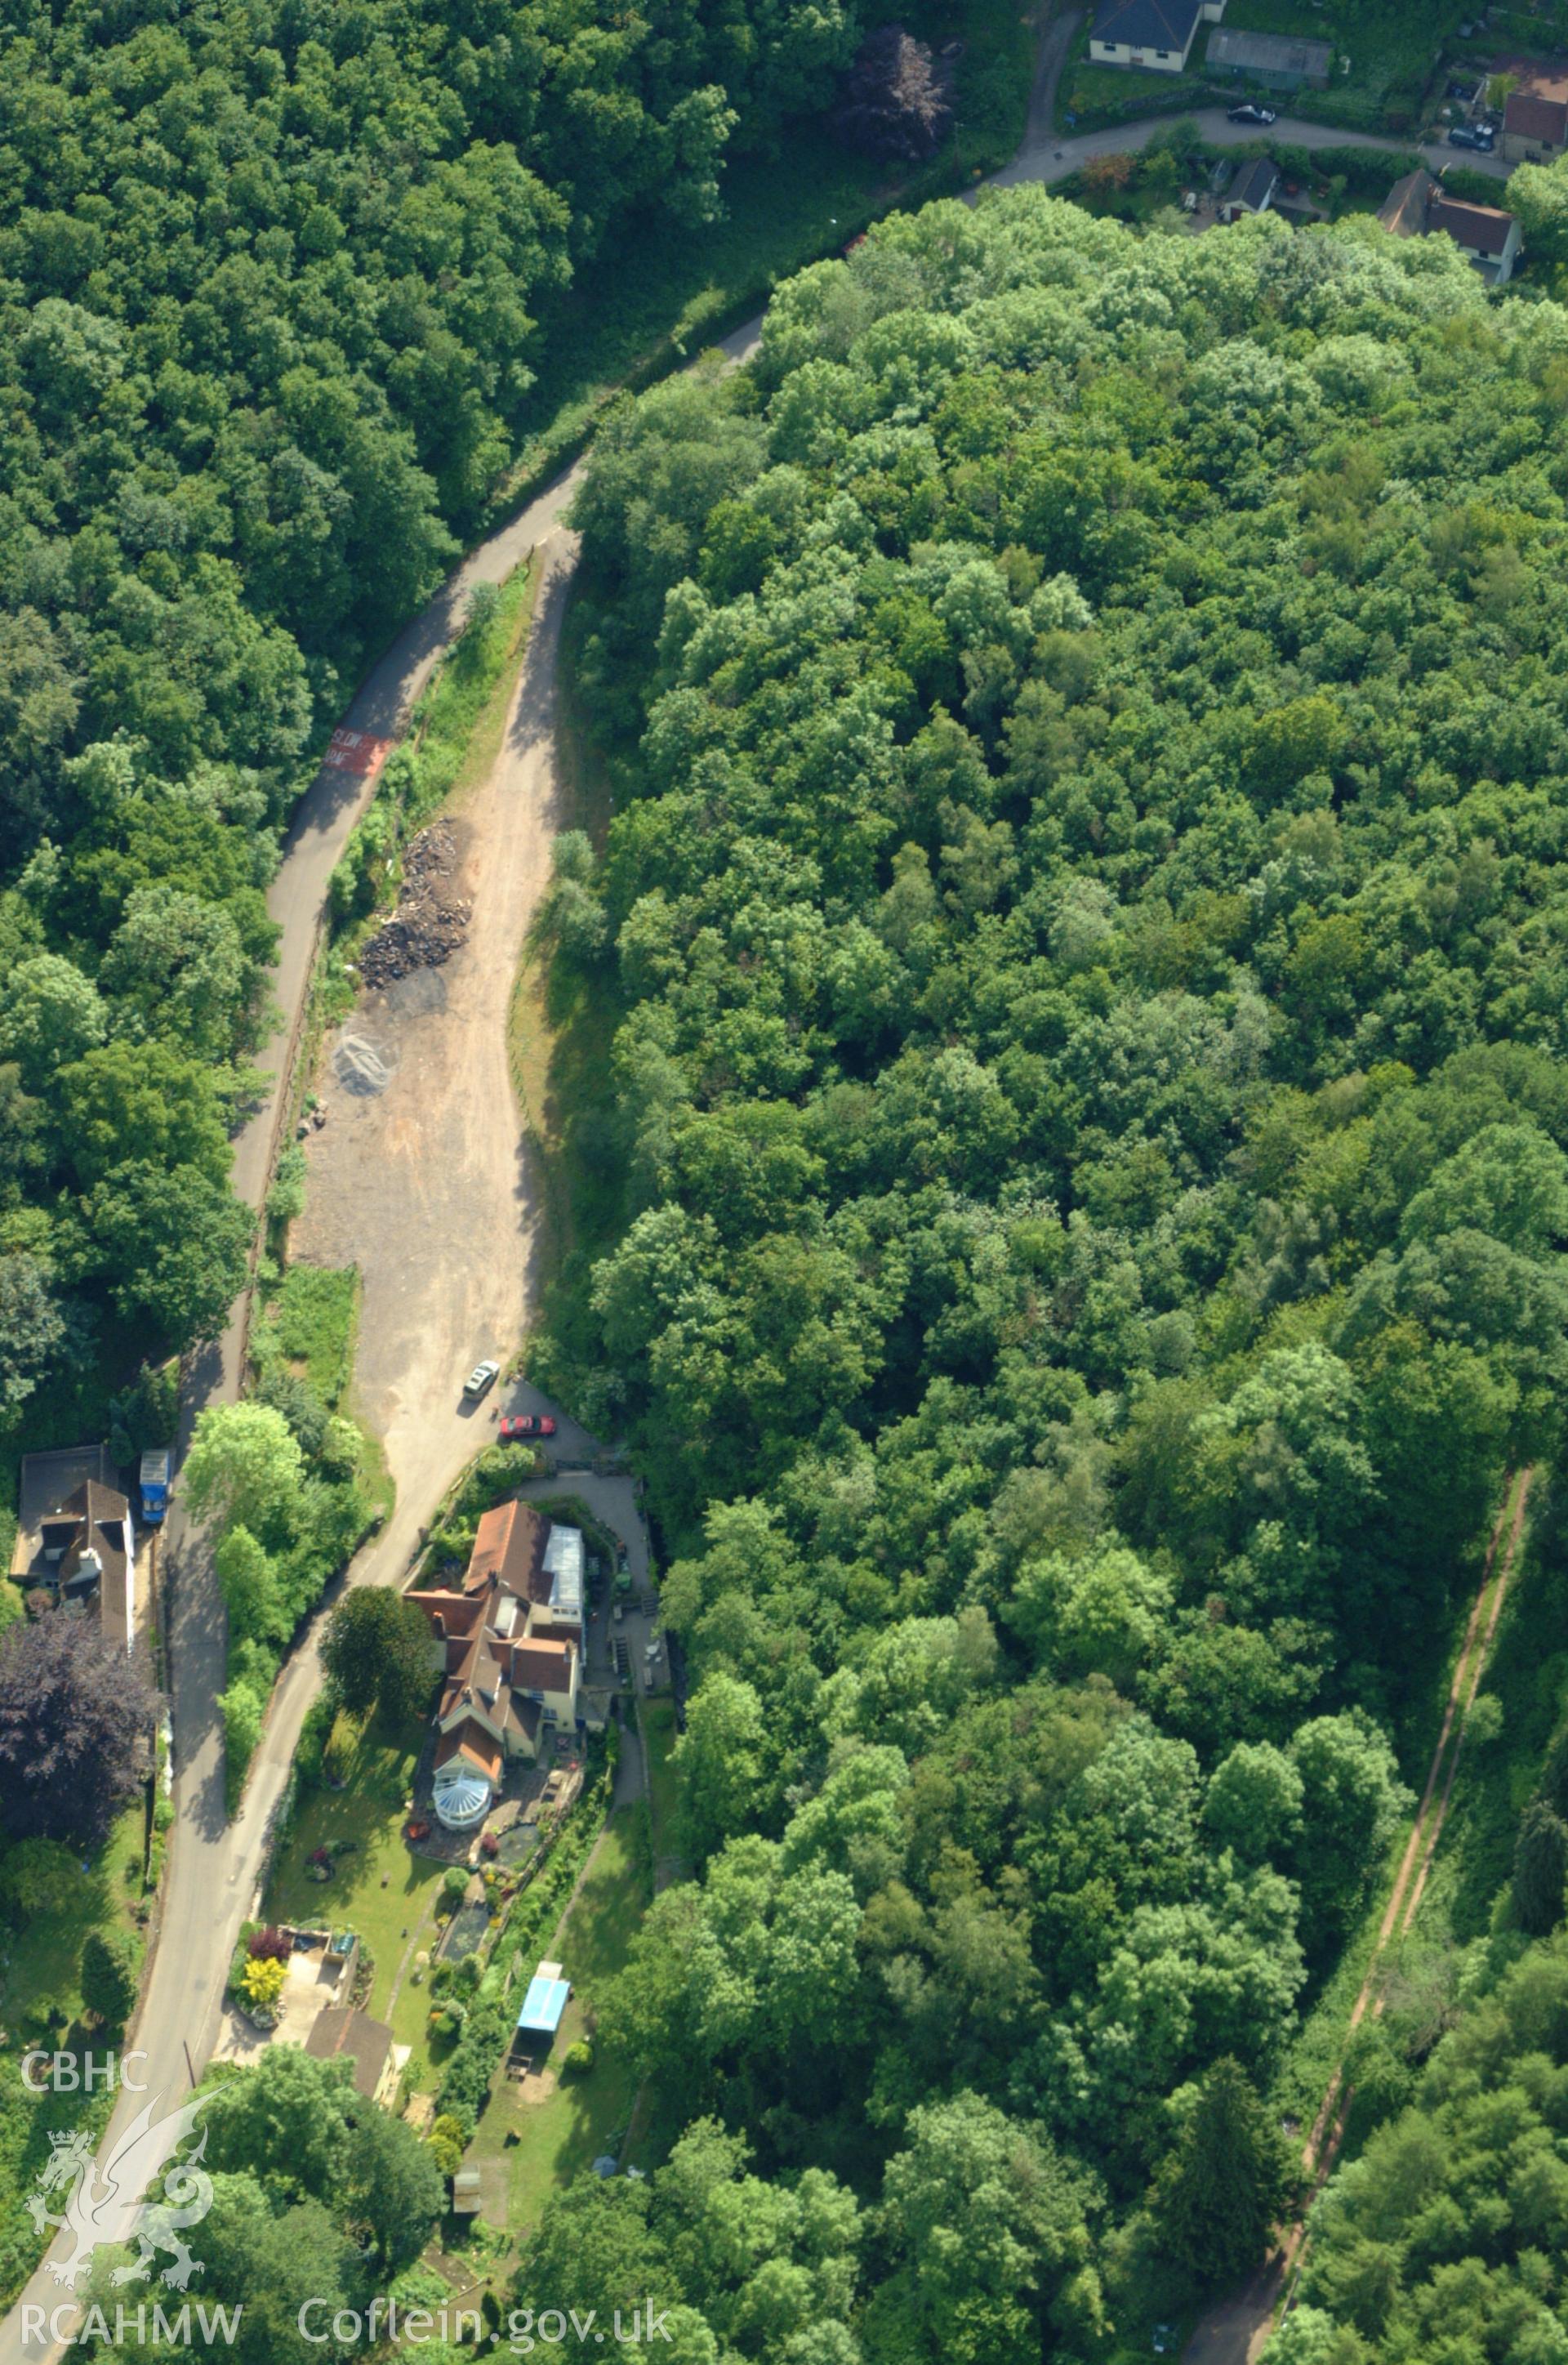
[21, 2050, 149, 2094]
[20, 2302, 243, 2350]
[22, 2086, 217, 2301]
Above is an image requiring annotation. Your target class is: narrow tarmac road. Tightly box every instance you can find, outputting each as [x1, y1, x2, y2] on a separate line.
[2, 47, 1517, 2359]
[994, 100, 1512, 194]
[2, 480, 586, 2365]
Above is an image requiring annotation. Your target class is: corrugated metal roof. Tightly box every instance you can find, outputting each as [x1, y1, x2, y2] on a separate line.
[1208, 27, 1333, 72]
[543, 1524, 584, 1622]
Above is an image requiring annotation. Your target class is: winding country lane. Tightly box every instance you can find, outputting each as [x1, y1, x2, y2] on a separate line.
[2, 47, 1518, 2358]
[2, 310, 762, 2358]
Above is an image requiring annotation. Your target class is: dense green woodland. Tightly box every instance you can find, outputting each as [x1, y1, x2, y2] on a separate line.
[519, 190, 1568, 2354]
[0, 0, 868, 1431]
[1277, 1930, 1568, 2365]
[81, 2046, 448, 2365]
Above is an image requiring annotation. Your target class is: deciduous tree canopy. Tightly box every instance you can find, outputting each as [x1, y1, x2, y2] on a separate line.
[0, 1609, 160, 1844]
[0, 0, 871, 1399]
[528, 186, 1568, 2344]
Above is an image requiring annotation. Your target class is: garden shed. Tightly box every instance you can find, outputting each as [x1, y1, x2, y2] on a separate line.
[512, 1959, 571, 2051]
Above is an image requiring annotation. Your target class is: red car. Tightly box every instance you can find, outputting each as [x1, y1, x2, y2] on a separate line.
[500, 1412, 556, 1439]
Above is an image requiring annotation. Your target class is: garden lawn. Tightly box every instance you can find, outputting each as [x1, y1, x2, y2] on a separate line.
[1481, 2, 1568, 50]
[466, 1809, 648, 2238]
[405, 558, 541, 829]
[264, 1708, 443, 2027]
[1064, 59, 1209, 126]
[0, 1800, 153, 2307]
[640, 1699, 683, 1881]
[0, 1801, 146, 2038]
[1211, 0, 1464, 133]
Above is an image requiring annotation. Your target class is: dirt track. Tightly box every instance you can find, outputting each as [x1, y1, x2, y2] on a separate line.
[291, 535, 579, 1528]
[1184, 1470, 1535, 2363]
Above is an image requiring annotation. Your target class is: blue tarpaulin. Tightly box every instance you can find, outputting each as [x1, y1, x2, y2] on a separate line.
[516, 1975, 570, 2037]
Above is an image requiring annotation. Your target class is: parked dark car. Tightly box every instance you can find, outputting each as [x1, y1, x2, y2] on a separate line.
[1227, 103, 1277, 127]
[1449, 123, 1495, 149]
[499, 1412, 556, 1439]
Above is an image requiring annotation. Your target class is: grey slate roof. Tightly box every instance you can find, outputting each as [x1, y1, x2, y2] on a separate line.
[1090, 0, 1205, 53]
[1231, 157, 1280, 212]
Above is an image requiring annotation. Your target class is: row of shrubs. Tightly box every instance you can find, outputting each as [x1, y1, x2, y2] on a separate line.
[328, 568, 537, 935]
[435, 1766, 613, 2135]
[220, 1270, 382, 1809]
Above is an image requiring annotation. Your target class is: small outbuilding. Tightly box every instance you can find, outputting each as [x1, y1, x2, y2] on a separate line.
[1227, 157, 1281, 217]
[1206, 26, 1333, 90]
[305, 2002, 403, 2108]
[513, 1959, 572, 2052]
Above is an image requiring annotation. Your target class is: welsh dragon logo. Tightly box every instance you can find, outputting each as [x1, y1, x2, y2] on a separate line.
[25, 2091, 214, 2291]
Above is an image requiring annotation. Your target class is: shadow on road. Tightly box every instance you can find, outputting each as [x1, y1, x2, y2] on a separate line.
[1183, 2259, 1286, 2365]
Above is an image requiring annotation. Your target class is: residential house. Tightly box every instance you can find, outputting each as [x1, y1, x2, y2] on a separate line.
[10, 1446, 137, 1653]
[1501, 82, 1568, 165]
[1207, 27, 1332, 91]
[1427, 188, 1522, 282]
[1378, 167, 1523, 284]
[1088, 0, 1225, 75]
[305, 2003, 404, 2108]
[1227, 157, 1281, 218]
[408, 1502, 590, 1831]
[1377, 168, 1436, 241]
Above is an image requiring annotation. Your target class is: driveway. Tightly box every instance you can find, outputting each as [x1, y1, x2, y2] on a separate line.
[2, 480, 586, 2365]
[1183, 2263, 1288, 2365]
[1026, 6, 1083, 153]
[290, 534, 578, 1537]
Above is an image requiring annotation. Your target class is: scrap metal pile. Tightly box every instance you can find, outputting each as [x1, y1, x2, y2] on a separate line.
[359, 822, 470, 986]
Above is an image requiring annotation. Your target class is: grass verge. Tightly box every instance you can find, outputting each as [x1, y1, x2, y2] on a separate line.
[224, 1259, 390, 1815]
[508, 596, 627, 1356]
[639, 1698, 683, 1886]
[327, 557, 541, 961]
[257, 1262, 359, 1407]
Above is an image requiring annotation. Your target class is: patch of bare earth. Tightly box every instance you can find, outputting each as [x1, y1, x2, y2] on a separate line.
[291, 534, 578, 1531]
